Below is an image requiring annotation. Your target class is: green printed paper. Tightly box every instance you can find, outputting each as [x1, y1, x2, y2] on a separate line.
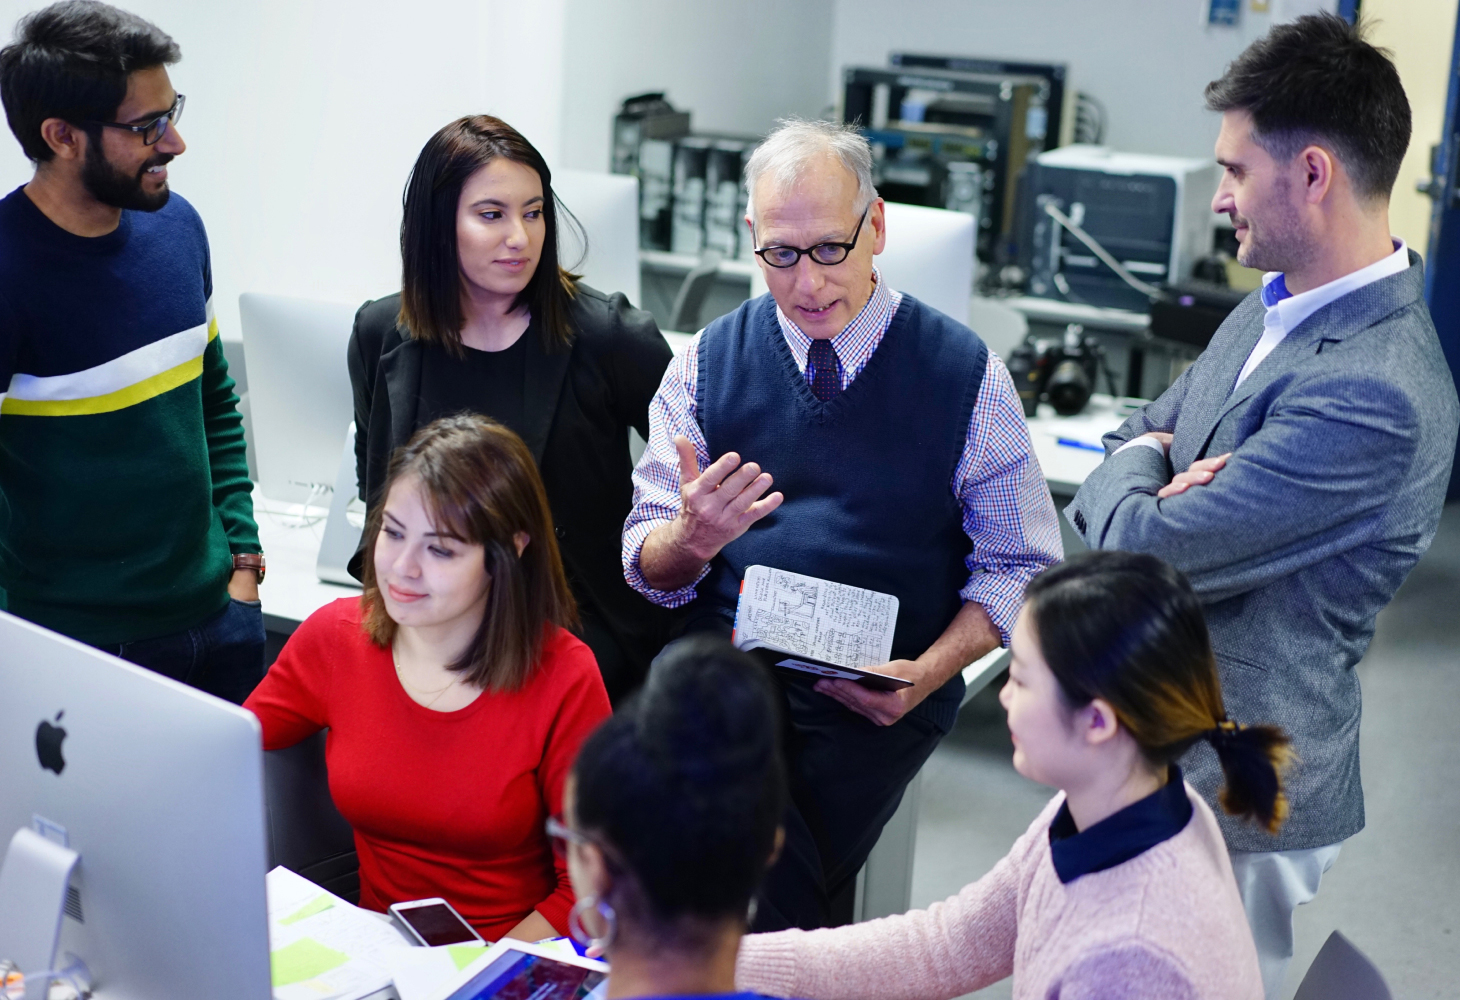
[449, 944, 489, 970]
[271, 937, 350, 987]
[279, 894, 335, 926]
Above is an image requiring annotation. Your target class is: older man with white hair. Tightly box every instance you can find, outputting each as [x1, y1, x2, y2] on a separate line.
[622, 119, 1061, 931]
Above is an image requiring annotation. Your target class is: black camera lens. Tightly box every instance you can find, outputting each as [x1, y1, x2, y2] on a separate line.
[1046, 359, 1092, 416]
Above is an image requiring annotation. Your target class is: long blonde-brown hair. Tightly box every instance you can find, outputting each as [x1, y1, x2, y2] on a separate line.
[360, 414, 578, 692]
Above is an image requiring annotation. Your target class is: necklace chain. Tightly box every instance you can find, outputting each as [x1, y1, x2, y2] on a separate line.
[392, 644, 459, 710]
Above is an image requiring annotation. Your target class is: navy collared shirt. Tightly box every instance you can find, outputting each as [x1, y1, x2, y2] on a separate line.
[1047, 765, 1194, 884]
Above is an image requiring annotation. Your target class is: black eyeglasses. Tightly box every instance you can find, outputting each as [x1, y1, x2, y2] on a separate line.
[91, 93, 185, 146]
[753, 203, 871, 268]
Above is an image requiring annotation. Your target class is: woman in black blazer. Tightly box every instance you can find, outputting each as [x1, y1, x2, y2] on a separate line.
[348, 115, 675, 702]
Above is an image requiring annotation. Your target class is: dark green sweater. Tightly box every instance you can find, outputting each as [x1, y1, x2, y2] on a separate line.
[0, 186, 259, 645]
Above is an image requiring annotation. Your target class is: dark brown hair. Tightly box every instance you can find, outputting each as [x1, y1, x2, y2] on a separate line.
[0, 0, 180, 162]
[1204, 12, 1411, 201]
[360, 414, 578, 692]
[399, 115, 582, 356]
[1025, 551, 1294, 835]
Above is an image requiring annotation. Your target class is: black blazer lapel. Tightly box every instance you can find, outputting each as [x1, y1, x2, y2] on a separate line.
[380, 335, 425, 456]
[521, 337, 573, 466]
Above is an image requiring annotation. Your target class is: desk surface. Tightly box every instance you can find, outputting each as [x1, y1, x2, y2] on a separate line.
[256, 397, 1137, 630]
[256, 498, 363, 633]
[1026, 393, 1140, 494]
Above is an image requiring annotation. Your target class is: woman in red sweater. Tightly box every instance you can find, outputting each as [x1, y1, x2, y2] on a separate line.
[246, 414, 610, 942]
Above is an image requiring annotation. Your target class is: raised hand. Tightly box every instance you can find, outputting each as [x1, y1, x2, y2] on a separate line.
[638, 436, 784, 591]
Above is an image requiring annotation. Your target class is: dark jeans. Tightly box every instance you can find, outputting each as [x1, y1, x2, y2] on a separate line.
[654, 614, 948, 932]
[95, 597, 267, 705]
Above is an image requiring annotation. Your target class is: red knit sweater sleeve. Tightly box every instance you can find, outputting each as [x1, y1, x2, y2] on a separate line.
[244, 599, 347, 750]
[532, 630, 613, 933]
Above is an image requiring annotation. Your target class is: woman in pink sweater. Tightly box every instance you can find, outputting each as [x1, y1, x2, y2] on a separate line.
[736, 551, 1290, 1000]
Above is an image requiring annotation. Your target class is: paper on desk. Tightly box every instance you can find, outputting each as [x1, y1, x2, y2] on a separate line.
[267, 865, 416, 1000]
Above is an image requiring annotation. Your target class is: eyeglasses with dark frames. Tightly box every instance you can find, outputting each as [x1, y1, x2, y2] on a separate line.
[753, 203, 872, 269]
[90, 93, 185, 147]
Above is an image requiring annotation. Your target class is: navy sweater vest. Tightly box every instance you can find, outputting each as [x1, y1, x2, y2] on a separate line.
[696, 293, 987, 729]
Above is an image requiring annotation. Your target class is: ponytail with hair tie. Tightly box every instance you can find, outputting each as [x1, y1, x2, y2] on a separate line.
[1203, 715, 1295, 835]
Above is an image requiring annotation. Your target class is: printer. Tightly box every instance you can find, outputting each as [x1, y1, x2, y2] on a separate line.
[1016, 145, 1219, 312]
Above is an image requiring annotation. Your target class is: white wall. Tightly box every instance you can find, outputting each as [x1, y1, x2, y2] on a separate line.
[0, 0, 571, 348]
[557, 0, 835, 172]
[828, 0, 1336, 161]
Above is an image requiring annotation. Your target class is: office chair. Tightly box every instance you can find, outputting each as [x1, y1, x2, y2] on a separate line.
[668, 255, 722, 333]
[1293, 930, 1392, 1000]
[263, 730, 360, 902]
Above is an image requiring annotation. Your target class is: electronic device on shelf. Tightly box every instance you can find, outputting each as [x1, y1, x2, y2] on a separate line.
[1006, 323, 1118, 418]
[841, 64, 1050, 261]
[889, 53, 1074, 149]
[1015, 145, 1220, 312]
[0, 610, 271, 999]
[610, 93, 691, 252]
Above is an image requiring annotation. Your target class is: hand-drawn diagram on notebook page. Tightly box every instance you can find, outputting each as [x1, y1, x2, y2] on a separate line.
[735, 565, 898, 669]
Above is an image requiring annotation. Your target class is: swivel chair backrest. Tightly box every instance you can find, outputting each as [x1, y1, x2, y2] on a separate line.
[263, 730, 359, 902]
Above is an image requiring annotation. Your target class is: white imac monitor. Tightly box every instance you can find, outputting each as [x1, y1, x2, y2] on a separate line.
[553, 170, 641, 307]
[746, 201, 975, 328]
[239, 292, 359, 505]
[875, 201, 975, 327]
[0, 610, 271, 999]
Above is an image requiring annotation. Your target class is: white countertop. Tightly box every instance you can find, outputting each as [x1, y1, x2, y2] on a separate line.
[1025, 393, 1140, 494]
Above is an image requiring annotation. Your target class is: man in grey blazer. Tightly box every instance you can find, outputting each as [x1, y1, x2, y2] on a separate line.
[1066, 14, 1459, 997]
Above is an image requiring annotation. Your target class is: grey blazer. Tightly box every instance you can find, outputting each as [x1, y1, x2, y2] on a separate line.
[1066, 253, 1458, 852]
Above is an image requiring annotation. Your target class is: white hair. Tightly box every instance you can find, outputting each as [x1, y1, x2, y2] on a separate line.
[744, 118, 877, 224]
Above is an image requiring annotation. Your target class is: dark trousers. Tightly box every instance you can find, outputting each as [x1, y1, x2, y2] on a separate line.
[94, 597, 267, 705]
[578, 606, 646, 707]
[657, 613, 948, 931]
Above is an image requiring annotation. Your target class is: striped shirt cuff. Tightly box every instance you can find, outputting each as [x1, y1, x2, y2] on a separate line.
[621, 516, 708, 608]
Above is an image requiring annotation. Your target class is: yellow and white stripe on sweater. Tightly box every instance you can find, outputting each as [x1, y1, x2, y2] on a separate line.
[1, 300, 218, 417]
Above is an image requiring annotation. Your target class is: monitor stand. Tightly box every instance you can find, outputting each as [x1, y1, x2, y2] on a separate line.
[317, 422, 365, 587]
[0, 825, 80, 996]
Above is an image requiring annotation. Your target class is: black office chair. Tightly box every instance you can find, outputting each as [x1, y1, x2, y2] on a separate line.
[668, 256, 721, 333]
[263, 730, 360, 903]
[1293, 930, 1392, 1000]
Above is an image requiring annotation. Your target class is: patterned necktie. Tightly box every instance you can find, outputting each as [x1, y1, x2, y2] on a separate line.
[808, 338, 841, 402]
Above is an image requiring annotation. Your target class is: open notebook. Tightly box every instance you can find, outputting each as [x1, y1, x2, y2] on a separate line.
[732, 565, 911, 691]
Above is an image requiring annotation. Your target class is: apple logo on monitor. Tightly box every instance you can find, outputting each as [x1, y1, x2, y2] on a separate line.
[35, 711, 66, 775]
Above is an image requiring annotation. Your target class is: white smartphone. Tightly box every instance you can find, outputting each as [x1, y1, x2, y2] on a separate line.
[389, 897, 485, 947]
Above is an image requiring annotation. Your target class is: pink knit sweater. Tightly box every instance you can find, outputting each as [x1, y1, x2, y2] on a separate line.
[736, 785, 1263, 1000]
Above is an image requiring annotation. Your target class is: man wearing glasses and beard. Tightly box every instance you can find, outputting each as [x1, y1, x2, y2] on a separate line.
[0, 1, 265, 703]
[623, 118, 1061, 932]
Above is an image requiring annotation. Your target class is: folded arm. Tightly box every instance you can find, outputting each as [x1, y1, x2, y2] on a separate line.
[1075, 373, 1419, 602]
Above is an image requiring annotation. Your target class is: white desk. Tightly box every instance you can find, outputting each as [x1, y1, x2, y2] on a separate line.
[1026, 393, 1142, 494]
[255, 497, 362, 634]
